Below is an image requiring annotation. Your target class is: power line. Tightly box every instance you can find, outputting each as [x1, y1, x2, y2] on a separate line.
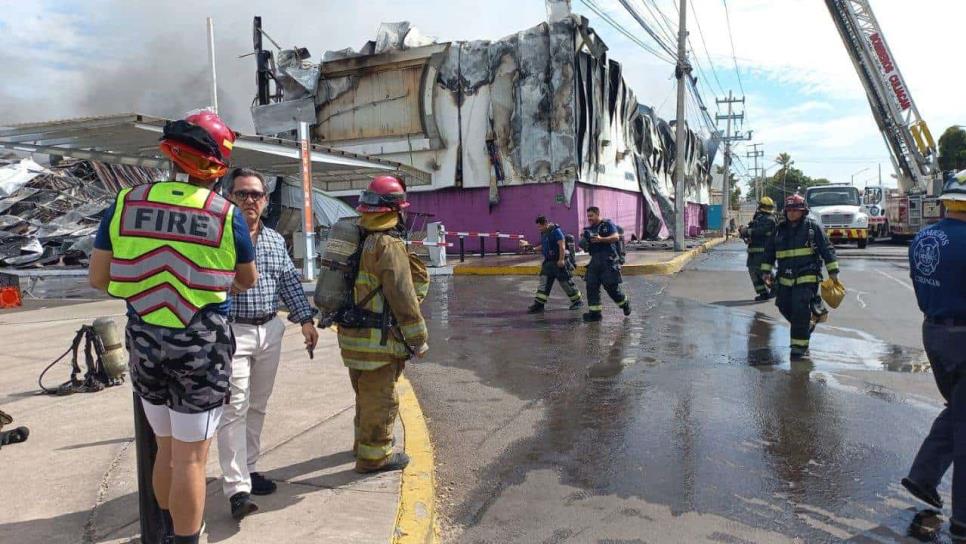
[687, 0, 727, 97]
[637, 0, 678, 46]
[615, 0, 681, 60]
[721, 0, 745, 96]
[579, 0, 676, 64]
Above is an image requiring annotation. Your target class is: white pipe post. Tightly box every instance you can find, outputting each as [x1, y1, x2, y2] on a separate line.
[207, 17, 218, 114]
[298, 121, 316, 280]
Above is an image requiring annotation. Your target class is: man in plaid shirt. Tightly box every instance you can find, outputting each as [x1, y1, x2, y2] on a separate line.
[217, 168, 319, 521]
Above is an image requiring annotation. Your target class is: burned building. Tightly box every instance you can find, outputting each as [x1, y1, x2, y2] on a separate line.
[253, 14, 715, 241]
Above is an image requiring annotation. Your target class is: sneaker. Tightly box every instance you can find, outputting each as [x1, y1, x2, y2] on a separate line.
[902, 477, 943, 509]
[582, 311, 602, 323]
[527, 303, 545, 314]
[230, 492, 258, 521]
[569, 300, 583, 310]
[250, 472, 277, 496]
[622, 303, 632, 316]
[355, 452, 411, 474]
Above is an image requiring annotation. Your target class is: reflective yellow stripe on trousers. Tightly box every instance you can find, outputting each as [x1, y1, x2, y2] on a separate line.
[778, 275, 819, 287]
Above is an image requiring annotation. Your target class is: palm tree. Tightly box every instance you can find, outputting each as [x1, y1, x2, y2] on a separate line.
[776, 153, 794, 198]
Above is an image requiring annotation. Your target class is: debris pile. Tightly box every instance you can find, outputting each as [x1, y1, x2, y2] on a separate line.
[0, 158, 162, 268]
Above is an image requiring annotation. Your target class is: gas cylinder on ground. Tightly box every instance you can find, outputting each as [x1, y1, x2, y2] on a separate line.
[93, 317, 127, 379]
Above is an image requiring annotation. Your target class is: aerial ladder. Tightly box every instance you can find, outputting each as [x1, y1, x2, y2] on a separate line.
[825, 0, 942, 237]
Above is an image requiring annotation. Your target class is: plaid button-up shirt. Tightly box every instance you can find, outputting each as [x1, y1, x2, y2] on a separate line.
[231, 224, 317, 324]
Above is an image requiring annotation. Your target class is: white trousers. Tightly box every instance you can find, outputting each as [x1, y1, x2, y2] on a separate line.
[218, 317, 286, 497]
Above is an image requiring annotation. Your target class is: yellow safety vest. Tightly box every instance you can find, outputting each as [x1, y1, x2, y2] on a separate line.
[107, 182, 237, 328]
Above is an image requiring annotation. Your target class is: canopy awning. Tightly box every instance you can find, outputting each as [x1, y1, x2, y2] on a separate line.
[0, 113, 429, 192]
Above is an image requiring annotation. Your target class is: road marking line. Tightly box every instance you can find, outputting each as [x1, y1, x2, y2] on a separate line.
[395, 375, 438, 544]
[854, 290, 868, 309]
[874, 269, 914, 292]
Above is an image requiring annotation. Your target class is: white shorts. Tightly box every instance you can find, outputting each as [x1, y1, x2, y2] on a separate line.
[141, 398, 223, 443]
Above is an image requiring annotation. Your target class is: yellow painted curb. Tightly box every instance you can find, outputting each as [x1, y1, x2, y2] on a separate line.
[452, 237, 727, 277]
[393, 375, 437, 544]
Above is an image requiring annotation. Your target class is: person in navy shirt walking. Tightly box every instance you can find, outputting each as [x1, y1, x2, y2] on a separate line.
[528, 216, 583, 313]
[903, 170, 966, 541]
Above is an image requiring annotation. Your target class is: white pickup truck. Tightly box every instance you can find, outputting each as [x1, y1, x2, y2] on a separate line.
[805, 184, 870, 249]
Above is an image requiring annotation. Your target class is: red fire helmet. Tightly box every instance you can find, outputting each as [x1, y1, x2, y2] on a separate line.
[356, 175, 410, 213]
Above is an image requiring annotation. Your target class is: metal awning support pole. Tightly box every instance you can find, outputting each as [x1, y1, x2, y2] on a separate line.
[207, 17, 218, 114]
[298, 121, 316, 281]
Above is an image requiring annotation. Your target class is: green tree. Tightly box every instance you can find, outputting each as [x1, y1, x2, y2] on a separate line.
[730, 183, 742, 210]
[761, 153, 830, 208]
[939, 126, 966, 171]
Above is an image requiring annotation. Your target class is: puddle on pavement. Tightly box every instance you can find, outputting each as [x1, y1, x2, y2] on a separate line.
[419, 276, 937, 542]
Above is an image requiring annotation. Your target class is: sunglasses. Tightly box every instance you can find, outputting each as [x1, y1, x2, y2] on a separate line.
[232, 190, 266, 202]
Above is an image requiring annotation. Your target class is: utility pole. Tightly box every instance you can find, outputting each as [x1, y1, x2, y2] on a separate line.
[746, 143, 764, 201]
[673, 0, 690, 251]
[716, 91, 750, 236]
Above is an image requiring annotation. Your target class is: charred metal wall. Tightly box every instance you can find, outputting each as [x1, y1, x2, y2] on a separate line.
[274, 17, 713, 239]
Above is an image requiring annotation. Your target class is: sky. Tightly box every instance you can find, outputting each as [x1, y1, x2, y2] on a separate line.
[1, 0, 963, 196]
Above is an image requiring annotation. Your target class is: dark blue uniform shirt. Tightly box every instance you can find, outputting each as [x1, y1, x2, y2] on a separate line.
[583, 220, 619, 258]
[910, 218, 966, 319]
[541, 225, 565, 261]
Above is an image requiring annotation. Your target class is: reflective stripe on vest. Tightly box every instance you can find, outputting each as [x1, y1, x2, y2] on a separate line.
[776, 247, 815, 259]
[747, 247, 765, 254]
[108, 182, 237, 328]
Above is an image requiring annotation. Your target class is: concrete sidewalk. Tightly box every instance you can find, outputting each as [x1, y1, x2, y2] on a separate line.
[0, 299, 406, 544]
[451, 237, 726, 276]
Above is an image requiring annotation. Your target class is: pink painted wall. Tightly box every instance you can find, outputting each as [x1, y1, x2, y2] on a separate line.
[685, 201, 706, 237]
[340, 182, 716, 249]
[574, 183, 647, 240]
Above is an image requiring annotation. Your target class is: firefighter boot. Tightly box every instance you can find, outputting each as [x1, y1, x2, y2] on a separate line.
[569, 300, 583, 310]
[582, 311, 603, 323]
[790, 346, 809, 360]
[621, 301, 632, 316]
[528, 302, 545, 314]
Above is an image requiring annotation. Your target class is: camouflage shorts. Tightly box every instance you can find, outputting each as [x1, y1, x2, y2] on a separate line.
[126, 312, 235, 414]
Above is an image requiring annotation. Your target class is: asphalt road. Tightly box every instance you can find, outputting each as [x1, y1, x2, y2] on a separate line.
[409, 240, 952, 543]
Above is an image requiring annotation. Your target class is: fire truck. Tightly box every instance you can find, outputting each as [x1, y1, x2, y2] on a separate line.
[825, 0, 943, 241]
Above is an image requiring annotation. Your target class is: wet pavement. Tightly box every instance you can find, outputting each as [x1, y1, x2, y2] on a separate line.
[408, 242, 950, 543]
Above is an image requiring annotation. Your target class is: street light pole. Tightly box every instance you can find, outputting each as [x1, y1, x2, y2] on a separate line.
[851, 166, 871, 187]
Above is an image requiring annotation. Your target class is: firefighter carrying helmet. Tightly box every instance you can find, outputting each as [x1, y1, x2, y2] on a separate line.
[758, 196, 776, 212]
[357, 175, 410, 213]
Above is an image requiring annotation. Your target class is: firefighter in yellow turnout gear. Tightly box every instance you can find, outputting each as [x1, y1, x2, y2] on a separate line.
[337, 176, 429, 473]
[762, 194, 840, 359]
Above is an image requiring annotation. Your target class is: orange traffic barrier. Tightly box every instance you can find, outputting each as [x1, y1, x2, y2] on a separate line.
[0, 285, 22, 308]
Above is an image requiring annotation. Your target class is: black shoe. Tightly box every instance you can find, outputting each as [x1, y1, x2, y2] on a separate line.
[230, 492, 258, 521]
[908, 509, 943, 541]
[569, 300, 583, 310]
[902, 477, 943, 509]
[622, 303, 632, 316]
[250, 472, 277, 496]
[355, 452, 411, 474]
[582, 311, 602, 323]
[527, 303, 545, 314]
